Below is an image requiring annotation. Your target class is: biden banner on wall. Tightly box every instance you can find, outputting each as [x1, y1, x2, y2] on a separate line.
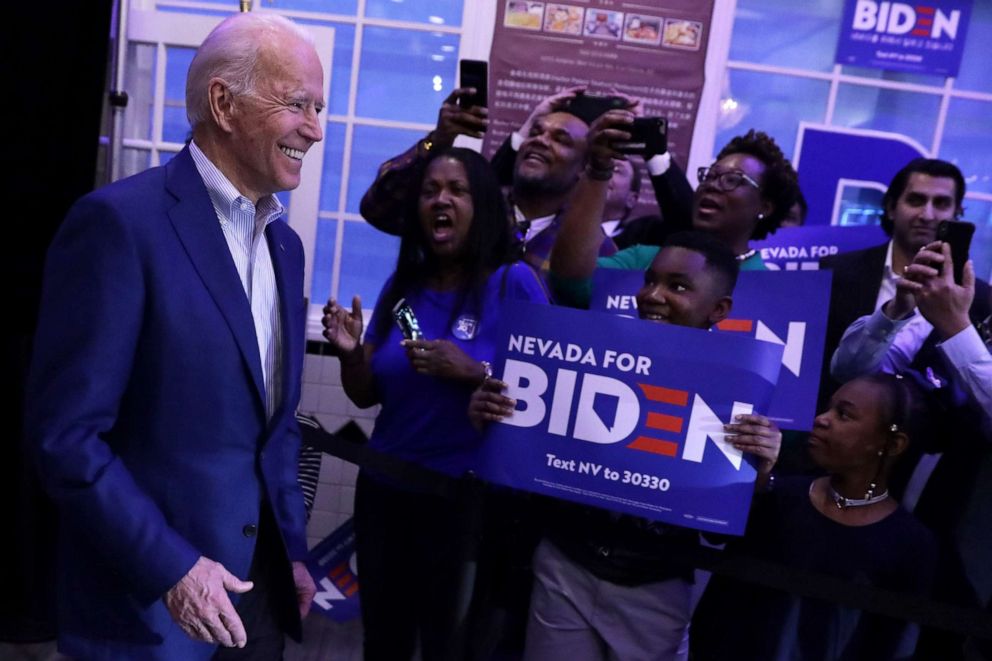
[477, 301, 783, 535]
[835, 0, 973, 76]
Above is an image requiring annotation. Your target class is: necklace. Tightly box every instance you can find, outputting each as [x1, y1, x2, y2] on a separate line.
[736, 248, 756, 262]
[826, 483, 889, 509]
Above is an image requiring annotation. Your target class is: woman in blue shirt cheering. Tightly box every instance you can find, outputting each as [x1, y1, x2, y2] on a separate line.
[322, 147, 548, 660]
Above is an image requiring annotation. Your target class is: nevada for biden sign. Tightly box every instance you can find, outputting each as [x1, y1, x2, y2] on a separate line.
[477, 302, 783, 535]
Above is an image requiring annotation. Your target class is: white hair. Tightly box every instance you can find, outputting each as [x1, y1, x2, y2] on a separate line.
[185, 12, 314, 129]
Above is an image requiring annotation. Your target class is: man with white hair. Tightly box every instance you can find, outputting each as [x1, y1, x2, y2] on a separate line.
[27, 12, 323, 659]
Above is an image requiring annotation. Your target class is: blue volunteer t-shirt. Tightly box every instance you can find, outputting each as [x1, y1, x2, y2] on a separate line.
[365, 262, 548, 476]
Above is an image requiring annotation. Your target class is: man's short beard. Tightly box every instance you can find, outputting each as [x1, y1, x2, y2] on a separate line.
[512, 170, 576, 201]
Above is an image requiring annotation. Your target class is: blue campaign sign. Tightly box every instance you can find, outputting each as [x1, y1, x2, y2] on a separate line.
[753, 225, 887, 271]
[795, 124, 927, 228]
[834, 0, 973, 76]
[591, 269, 831, 430]
[477, 301, 783, 535]
[305, 517, 361, 623]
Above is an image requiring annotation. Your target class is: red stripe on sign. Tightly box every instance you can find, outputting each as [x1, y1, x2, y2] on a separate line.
[329, 564, 346, 579]
[646, 412, 684, 433]
[911, 28, 930, 35]
[717, 318, 754, 332]
[916, 6, 934, 14]
[627, 436, 679, 456]
[917, 18, 932, 25]
[344, 582, 359, 597]
[638, 383, 689, 406]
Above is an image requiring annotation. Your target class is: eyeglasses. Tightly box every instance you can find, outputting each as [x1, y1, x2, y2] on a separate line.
[697, 166, 760, 192]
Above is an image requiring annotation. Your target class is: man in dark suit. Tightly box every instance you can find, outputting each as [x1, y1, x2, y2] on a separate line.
[818, 158, 987, 403]
[26, 13, 322, 660]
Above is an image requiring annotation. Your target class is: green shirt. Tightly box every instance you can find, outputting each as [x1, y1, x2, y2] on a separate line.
[550, 243, 766, 309]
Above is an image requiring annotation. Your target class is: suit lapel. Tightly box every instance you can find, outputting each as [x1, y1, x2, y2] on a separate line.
[857, 243, 888, 316]
[267, 221, 303, 429]
[164, 148, 267, 408]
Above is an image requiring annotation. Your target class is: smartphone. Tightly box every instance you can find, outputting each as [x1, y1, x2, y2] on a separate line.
[935, 220, 975, 285]
[392, 298, 424, 340]
[614, 116, 668, 156]
[565, 93, 627, 122]
[458, 59, 488, 109]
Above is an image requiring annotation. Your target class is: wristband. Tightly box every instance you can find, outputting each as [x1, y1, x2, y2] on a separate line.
[340, 346, 364, 367]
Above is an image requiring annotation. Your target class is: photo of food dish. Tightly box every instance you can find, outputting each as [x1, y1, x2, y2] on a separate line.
[623, 13, 662, 45]
[544, 3, 583, 35]
[662, 18, 703, 50]
[584, 9, 622, 40]
[505, 0, 545, 30]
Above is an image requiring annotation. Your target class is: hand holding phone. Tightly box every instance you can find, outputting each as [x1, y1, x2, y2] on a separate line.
[936, 220, 975, 285]
[393, 299, 424, 340]
[614, 117, 667, 156]
[564, 94, 628, 124]
[458, 59, 488, 109]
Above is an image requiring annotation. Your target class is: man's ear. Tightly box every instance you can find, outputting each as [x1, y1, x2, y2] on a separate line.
[625, 189, 639, 215]
[207, 78, 236, 134]
[708, 296, 733, 326]
[883, 197, 897, 222]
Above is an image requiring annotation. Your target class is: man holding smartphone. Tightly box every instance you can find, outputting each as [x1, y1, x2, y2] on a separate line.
[358, 86, 617, 276]
[358, 85, 694, 285]
[827, 159, 989, 389]
[821, 159, 976, 396]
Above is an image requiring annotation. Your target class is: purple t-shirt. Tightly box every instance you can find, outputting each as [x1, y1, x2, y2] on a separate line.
[365, 262, 548, 476]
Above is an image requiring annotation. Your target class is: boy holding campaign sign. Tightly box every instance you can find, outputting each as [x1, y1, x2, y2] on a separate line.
[470, 231, 781, 660]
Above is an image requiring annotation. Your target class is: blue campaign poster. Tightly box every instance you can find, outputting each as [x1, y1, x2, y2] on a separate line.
[305, 517, 361, 623]
[834, 0, 973, 76]
[591, 269, 831, 431]
[477, 301, 783, 535]
[752, 225, 887, 271]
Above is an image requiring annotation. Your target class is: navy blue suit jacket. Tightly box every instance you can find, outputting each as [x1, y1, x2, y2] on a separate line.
[27, 147, 309, 659]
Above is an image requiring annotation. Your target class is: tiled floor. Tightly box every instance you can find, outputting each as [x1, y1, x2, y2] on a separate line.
[285, 615, 364, 661]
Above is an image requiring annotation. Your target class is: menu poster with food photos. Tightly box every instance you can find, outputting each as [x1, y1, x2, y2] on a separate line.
[483, 0, 715, 175]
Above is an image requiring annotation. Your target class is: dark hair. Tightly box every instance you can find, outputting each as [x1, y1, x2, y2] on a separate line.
[793, 189, 808, 223]
[880, 158, 965, 235]
[371, 147, 513, 338]
[716, 130, 800, 240]
[851, 372, 938, 454]
[663, 230, 739, 297]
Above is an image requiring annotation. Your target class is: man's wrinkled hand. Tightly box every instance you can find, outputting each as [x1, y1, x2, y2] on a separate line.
[292, 561, 316, 619]
[164, 556, 253, 648]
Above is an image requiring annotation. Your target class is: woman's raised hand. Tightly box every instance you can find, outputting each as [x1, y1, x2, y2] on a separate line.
[322, 296, 363, 357]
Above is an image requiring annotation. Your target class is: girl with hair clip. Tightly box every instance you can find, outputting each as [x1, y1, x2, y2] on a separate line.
[322, 147, 548, 660]
[691, 373, 937, 661]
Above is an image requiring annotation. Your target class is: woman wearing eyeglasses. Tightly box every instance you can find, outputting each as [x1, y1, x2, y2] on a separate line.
[691, 130, 798, 267]
[549, 123, 801, 307]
